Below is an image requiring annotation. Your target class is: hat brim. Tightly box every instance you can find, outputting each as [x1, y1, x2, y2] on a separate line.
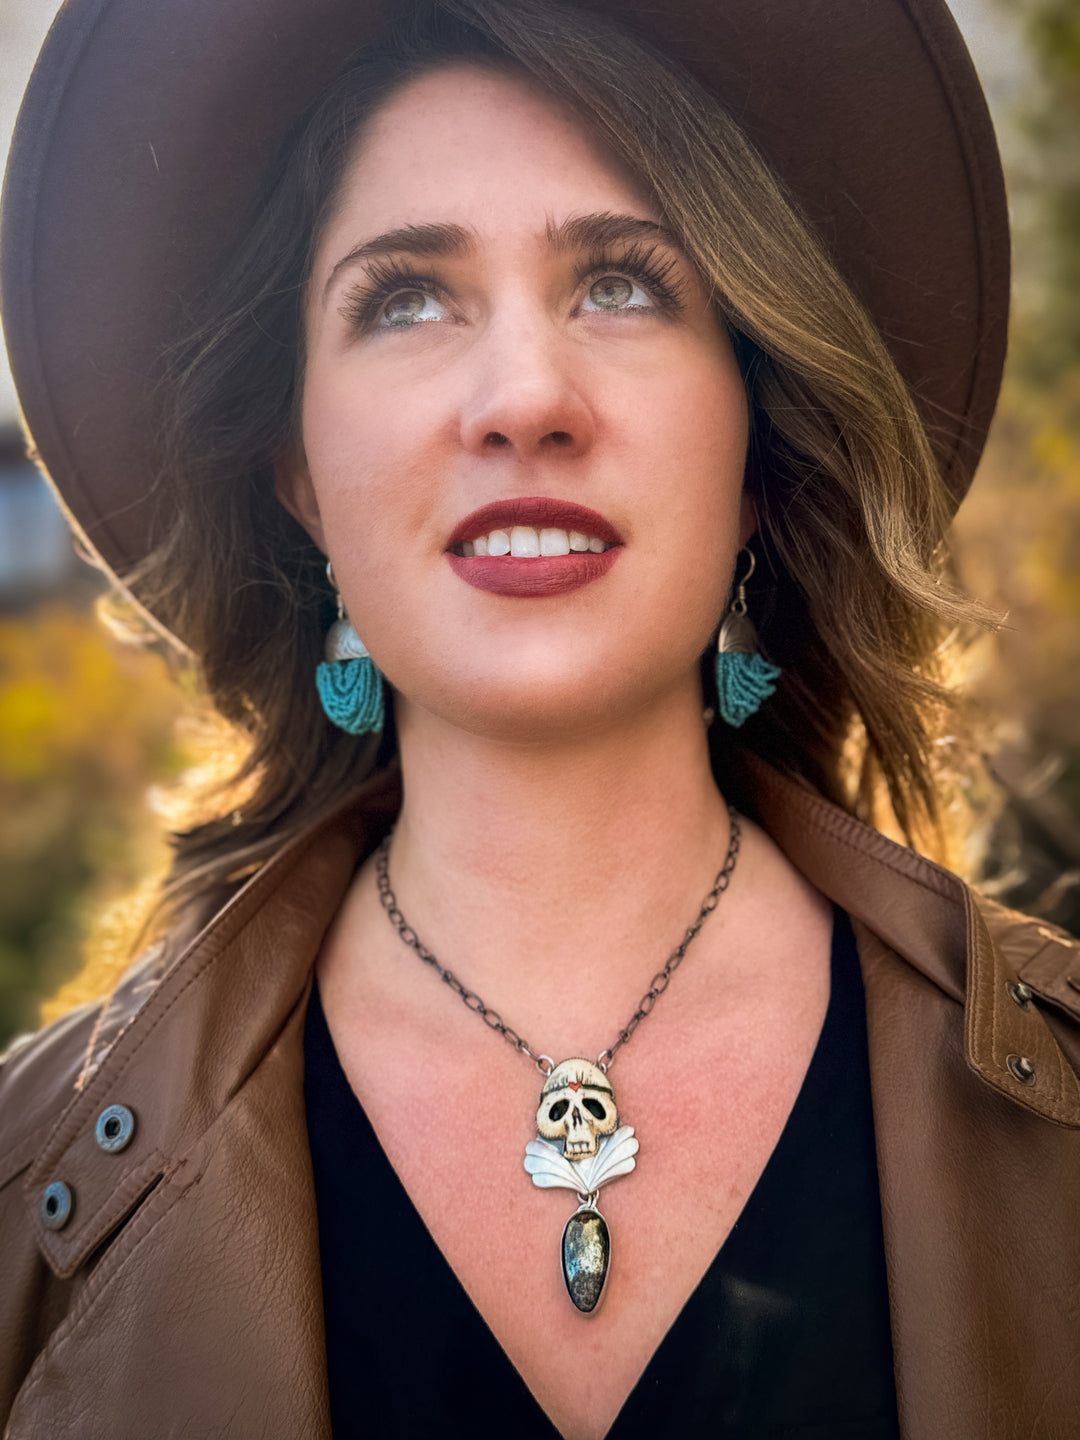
[1, 0, 1009, 583]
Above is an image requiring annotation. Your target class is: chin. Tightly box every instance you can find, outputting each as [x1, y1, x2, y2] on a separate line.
[400, 654, 693, 747]
[451, 679, 619, 743]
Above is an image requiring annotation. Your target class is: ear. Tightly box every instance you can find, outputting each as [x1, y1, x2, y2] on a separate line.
[737, 491, 758, 549]
[274, 448, 327, 553]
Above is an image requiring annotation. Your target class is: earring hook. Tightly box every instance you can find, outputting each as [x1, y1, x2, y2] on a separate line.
[736, 546, 756, 586]
[731, 546, 756, 616]
[326, 558, 344, 621]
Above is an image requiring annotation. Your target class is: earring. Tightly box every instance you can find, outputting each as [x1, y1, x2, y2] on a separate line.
[714, 548, 782, 727]
[315, 561, 385, 735]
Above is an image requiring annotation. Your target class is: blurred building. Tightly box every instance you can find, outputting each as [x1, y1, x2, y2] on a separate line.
[0, 425, 79, 606]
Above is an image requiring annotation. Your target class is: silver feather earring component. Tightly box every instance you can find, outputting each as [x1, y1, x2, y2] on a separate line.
[315, 561, 385, 734]
[715, 548, 782, 727]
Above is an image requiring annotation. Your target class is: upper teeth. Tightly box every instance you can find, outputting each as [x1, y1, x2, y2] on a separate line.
[457, 526, 611, 558]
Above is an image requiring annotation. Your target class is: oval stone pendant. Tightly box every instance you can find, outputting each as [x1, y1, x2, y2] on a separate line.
[562, 1207, 610, 1313]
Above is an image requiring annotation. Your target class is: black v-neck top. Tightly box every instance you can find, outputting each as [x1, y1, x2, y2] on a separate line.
[303, 910, 900, 1438]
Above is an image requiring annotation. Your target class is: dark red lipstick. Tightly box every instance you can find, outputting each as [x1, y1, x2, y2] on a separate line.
[446, 496, 623, 598]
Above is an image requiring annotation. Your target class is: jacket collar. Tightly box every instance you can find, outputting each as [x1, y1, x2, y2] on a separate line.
[24, 755, 1080, 1278]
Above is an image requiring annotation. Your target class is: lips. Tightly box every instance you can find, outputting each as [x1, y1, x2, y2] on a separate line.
[446, 497, 623, 599]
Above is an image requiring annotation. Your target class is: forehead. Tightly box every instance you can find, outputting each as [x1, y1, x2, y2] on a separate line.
[316, 62, 657, 265]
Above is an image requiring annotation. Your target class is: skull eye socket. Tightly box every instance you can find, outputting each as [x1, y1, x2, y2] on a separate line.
[548, 1099, 570, 1122]
[583, 1099, 607, 1121]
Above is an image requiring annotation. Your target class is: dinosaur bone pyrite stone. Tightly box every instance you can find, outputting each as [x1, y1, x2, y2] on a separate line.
[523, 1058, 639, 1313]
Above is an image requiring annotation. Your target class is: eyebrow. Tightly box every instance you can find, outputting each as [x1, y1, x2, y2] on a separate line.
[322, 211, 683, 303]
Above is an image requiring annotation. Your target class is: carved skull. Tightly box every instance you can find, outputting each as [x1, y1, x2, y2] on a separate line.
[536, 1058, 618, 1159]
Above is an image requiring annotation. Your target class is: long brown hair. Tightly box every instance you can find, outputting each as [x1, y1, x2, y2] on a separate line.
[128, 0, 983, 921]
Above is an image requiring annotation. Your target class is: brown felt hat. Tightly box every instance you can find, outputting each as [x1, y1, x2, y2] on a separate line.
[1, 0, 1008, 589]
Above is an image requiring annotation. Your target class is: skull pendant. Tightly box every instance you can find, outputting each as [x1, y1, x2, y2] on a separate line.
[536, 1059, 618, 1158]
[524, 1057, 639, 1314]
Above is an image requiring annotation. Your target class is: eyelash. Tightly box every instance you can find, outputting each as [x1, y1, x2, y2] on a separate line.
[338, 241, 687, 332]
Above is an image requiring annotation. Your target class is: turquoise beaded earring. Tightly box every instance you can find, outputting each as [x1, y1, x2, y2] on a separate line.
[315, 561, 385, 735]
[714, 548, 782, 727]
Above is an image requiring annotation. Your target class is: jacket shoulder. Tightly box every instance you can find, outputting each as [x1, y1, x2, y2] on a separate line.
[0, 940, 171, 1189]
[0, 877, 232, 1188]
[975, 889, 1077, 955]
[976, 892, 1080, 1022]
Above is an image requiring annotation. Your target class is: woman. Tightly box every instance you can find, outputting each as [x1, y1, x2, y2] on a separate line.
[1, 0, 1078, 1436]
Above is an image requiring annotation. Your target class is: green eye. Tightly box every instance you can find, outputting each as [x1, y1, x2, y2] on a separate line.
[381, 290, 447, 327]
[587, 276, 635, 310]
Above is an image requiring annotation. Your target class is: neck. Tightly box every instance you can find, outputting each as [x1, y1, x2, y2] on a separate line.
[386, 682, 735, 1057]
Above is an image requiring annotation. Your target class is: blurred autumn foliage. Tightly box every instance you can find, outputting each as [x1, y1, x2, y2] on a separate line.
[950, 0, 1080, 926]
[0, 603, 195, 1040]
[1020, 0, 1080, 377]
[0, 0, 1078, 1047]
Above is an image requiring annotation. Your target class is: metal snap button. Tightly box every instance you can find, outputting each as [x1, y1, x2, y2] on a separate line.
[1006, 981, 1034, 1009]
[41, 1181, 73, 1231]
[95, 1104, 136, 1153]
[1007, 1054, 1036, 1086]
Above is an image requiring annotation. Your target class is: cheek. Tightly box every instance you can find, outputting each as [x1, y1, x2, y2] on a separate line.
[634, 347, 749, 548]
[297, 365, 444, 558]
[638, 355, 750, 642]
[671, 342, 750, 476]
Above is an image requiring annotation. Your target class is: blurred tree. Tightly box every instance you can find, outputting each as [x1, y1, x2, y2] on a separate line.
[1018, 0, 1080, 377]
[951, 0, 1080, 931]
[0, 605, 192, 1043]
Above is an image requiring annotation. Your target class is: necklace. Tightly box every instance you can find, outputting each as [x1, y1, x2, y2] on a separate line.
[375, 807, 741, 1314]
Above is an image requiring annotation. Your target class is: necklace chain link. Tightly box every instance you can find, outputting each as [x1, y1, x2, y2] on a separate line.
[375, 806, 740, 1075]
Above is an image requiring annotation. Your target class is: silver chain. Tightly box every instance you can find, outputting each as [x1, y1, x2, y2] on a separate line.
[374, 807, 741, 1076]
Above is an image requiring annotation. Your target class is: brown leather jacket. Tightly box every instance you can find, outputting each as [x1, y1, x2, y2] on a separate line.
[2, 757, 1079, 1439]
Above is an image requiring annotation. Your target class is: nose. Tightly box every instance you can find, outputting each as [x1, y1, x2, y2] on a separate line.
[458, 317, 596, 460]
